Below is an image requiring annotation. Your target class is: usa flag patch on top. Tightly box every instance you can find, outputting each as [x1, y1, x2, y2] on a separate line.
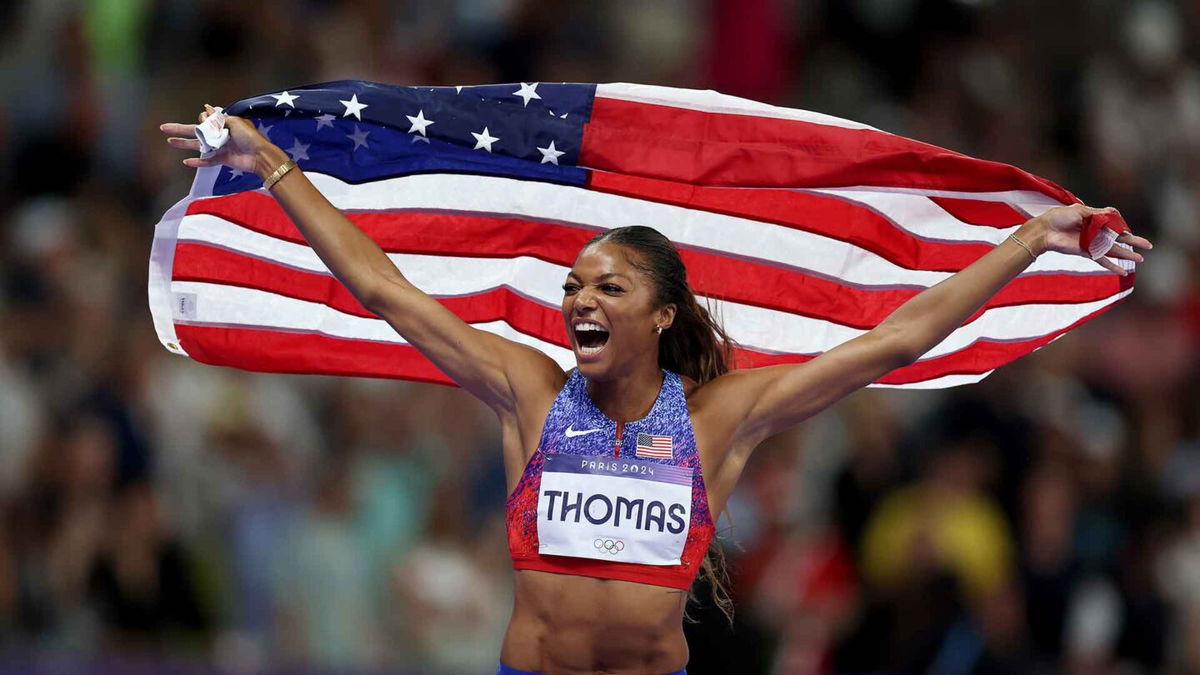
[635, 433, 673, 459]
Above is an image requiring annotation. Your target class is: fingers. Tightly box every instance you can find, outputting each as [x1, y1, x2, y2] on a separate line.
[165, 106, 233, 170]
[182, 157, 221, 169]
[1104, 245, 1144, 263]
[159, 122, 197, 136]
[167, 137, 202, 151]
[1096, 257, 1128, 276]
[1117, 231, 1153, 250]
[1082, 205, 1155, 256]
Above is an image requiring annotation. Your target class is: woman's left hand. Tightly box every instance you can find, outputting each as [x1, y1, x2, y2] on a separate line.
[1027, 204, 1152, 276]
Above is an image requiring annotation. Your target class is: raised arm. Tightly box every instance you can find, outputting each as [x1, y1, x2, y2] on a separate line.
[694, 204, 1152, 454]
[161, 108, 564, 415]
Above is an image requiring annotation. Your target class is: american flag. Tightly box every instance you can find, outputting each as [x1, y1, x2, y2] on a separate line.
[149, 81, 1134, 389]
[636, 434, 674, 460]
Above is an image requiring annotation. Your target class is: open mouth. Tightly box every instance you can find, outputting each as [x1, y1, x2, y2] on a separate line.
[573, 321, 611, 356]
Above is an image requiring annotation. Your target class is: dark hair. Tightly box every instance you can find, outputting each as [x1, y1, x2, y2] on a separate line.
[585, 225, 737, 623]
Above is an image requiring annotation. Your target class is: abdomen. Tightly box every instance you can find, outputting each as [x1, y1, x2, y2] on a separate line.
[502, 569, 690, 674]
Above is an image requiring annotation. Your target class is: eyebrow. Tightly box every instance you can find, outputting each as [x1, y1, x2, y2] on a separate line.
[567, 272, 633, 283]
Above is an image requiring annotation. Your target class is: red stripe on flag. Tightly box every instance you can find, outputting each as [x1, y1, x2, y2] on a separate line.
[173, 288, 1123, 388]
[175, 324, 457, 385]
[588, 170, 994, 271]
[185, 192, 595, 267]
[183, 195, 1131, 331]
[930, 197, 1030, 228]
[732, 297, 1123, 385]
[581, 96, 1077, 202]
[172, 242, 374, 317]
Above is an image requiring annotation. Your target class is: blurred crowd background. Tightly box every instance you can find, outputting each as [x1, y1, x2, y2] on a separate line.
[1, 0, 1198, 673]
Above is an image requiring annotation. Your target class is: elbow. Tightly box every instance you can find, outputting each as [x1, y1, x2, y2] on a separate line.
[356, 279, 385, 315]
[357, 272, 405, 315]
[893, 335, 925, 369]
[359, 292, 384, 317]
[873, 323, 924, 369]
[892, 344, 923, 370]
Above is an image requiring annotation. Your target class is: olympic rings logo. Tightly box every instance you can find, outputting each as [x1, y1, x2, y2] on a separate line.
[594, 538, 625, 554]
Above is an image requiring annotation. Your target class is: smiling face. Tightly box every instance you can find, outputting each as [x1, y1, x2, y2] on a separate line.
[561, 242, 675, 381]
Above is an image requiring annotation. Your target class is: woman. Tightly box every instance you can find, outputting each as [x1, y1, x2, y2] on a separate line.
[161, 107, 1149, 675]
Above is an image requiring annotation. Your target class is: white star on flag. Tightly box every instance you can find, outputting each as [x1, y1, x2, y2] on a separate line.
[347, 125, 370, 150]
[285, 139, 310, 162]
[406, 110, 434, 136]
[271, 91, 298, 108]
[227, 168, 244, 180]
[472, 127, 499, 152]
[340, 93, 368, 120]
[513, 82, 541, 107]
[256, 122, 273, 139]
[455, 86, 463, 94]
[314, 113, 336, 131]
[537, 141, 565, 165]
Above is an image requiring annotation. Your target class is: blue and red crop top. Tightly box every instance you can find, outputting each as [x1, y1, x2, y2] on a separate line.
[505, 369, 715, 590]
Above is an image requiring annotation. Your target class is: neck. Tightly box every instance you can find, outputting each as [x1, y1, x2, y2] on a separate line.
[587, 367, 664, 423]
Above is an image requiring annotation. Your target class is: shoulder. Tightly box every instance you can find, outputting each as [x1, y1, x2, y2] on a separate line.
[681, 367, 761, 436]
[506, 348, 568, 410]
[684, 365, 800, 453]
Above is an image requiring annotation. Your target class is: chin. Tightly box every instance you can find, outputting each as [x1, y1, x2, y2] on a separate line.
[574, 354, 610, 381]
[576, 342, 631, 381]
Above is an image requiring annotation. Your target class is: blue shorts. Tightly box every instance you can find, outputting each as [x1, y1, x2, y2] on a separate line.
[497, 662, 686, 675]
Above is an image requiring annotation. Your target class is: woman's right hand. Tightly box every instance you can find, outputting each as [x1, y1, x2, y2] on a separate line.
[160, 105, 271, 175]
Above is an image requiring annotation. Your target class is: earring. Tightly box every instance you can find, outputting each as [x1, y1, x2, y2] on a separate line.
[655, 325, 663, 335]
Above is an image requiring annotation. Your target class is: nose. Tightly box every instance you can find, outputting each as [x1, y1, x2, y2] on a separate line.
[573, 287, 598, 313]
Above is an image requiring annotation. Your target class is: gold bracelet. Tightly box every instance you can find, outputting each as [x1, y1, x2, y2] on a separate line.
[262, 159, 297, 191]
[1008, 233, 1037, 261]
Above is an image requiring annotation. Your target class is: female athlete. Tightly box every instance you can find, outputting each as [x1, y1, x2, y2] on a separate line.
[161, 106, 1150, 675]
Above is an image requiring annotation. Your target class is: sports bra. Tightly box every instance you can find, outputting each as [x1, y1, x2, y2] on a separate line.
[505, 369, 715, 590]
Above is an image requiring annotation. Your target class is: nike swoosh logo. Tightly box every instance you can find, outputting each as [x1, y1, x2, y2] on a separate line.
[565, 426, 603, 438]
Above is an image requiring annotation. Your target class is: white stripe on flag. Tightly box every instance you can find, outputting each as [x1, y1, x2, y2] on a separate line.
[803, 189, 1044, 243]
[297, 172, 1112, 278]
[596, 83, 882, 131]
[810, 185, 1064, 209]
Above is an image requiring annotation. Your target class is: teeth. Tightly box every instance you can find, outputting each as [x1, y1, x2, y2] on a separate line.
[574, 321, 608, 357]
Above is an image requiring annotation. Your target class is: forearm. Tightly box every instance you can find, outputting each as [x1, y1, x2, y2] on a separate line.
[878, 219, 1049, 363]
[253, 144, 405, 307]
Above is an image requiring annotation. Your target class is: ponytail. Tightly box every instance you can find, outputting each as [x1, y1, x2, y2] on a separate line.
[659, 293, 735, 385]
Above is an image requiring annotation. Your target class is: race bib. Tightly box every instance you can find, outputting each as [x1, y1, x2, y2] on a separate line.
[537, 454, 693, 565]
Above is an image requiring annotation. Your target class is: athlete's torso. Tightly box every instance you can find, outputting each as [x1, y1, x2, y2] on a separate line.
[506, 369, 715, 588]
[499, 369, 719, 674]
